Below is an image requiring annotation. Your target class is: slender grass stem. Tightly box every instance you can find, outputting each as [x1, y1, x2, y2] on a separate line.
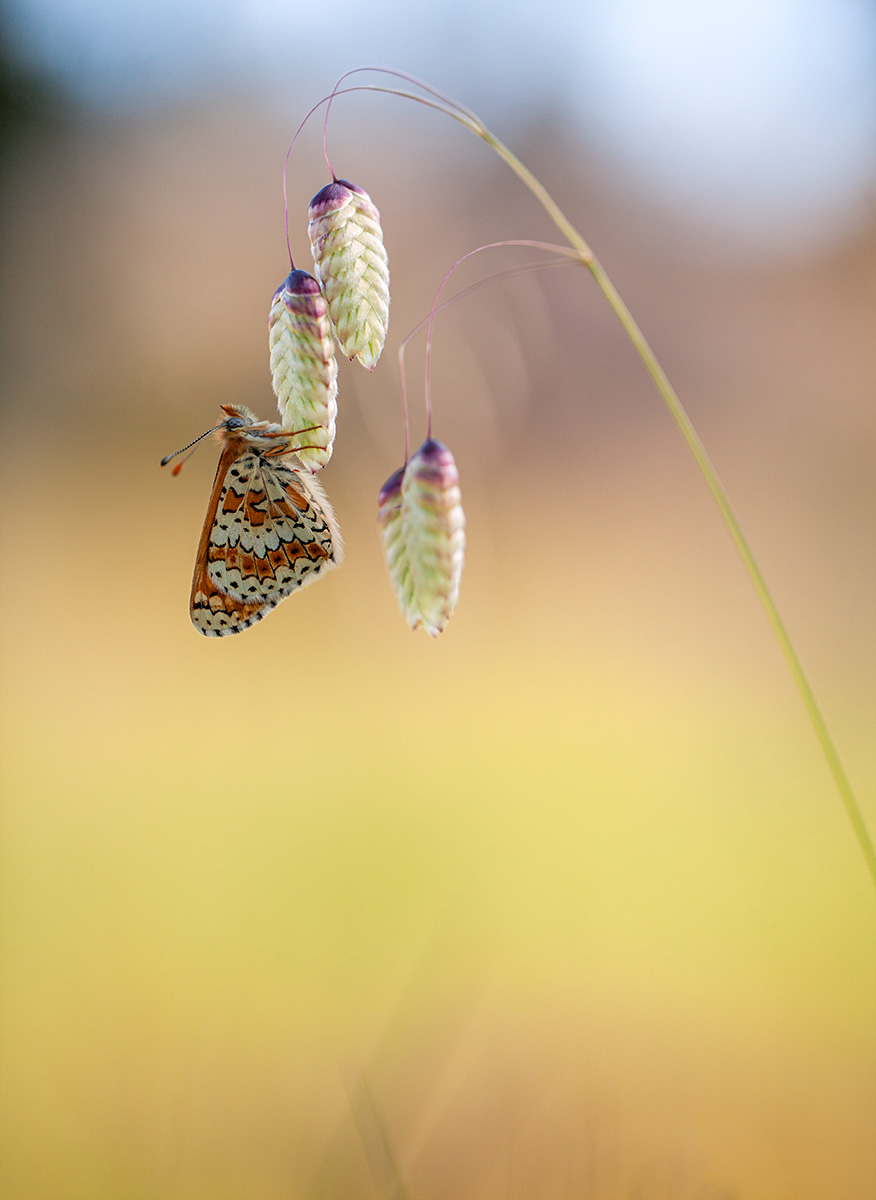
[479, 127, 876, 888]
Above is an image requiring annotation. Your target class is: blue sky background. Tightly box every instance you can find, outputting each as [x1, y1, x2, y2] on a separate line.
[5, 0, 876, 250]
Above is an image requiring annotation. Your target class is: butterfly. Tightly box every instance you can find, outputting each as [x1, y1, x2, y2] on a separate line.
[163, 404, 343, 636]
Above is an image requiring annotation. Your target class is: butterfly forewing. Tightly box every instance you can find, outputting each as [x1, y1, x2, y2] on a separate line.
[189, 411, 343, 636]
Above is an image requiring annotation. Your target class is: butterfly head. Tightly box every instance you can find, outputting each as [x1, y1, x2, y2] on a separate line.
[218, 404, 289, 451]
[218, 403, 256, 429]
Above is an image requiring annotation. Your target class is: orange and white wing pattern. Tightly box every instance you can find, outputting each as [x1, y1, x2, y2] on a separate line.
[189, 404, 343, 636]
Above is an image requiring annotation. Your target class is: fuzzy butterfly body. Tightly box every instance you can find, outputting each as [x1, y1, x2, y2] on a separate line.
[188, 404, 343, 636]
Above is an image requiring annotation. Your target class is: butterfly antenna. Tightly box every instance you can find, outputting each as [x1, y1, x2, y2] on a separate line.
[168, 448, 196, 476]
[160, 423, 226, 469]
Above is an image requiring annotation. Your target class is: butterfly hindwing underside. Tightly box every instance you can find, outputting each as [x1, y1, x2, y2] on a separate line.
[189, 406, 343, 636]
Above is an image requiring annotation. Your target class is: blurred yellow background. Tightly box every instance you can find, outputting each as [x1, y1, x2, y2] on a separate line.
[1, 16, 875, 1199]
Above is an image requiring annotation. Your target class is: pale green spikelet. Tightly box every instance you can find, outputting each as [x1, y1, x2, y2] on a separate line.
[308, 180, 389, 370]
[268, 269, 338, 471]
[378, 440, 465, 635]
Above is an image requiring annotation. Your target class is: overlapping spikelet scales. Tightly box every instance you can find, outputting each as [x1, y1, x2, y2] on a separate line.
[308, 180, 389, 370]
[377, 467, 420, 630]
[268, 269, 338, 471]
[379, 440, 465, 635]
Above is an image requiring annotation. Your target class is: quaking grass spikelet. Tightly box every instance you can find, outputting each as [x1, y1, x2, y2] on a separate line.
[379, 440, 465, 635]
[308, 180, 389, 370]
[268, 269, 338, 471]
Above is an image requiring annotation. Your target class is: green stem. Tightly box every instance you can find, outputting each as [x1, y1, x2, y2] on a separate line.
[475, 123, 876, 889]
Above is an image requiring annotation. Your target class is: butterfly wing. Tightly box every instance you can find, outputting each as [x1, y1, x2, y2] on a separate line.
[190, 445, 343, 636]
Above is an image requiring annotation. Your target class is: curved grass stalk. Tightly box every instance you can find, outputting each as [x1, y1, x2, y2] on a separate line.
[321, 70, 875, 888]
[477, 125, 876, 890]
